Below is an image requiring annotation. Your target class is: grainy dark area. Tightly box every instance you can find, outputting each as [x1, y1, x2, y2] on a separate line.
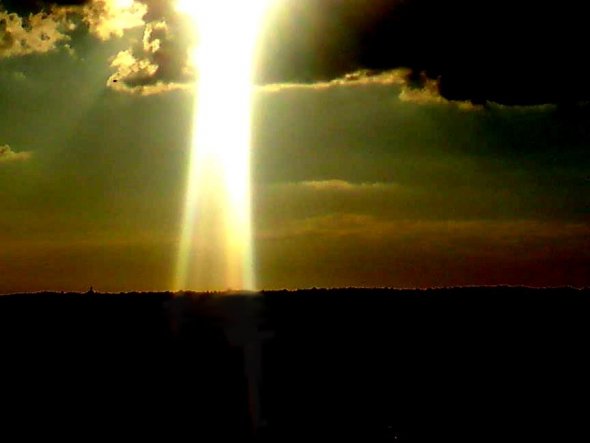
[1, 287, 588, 441]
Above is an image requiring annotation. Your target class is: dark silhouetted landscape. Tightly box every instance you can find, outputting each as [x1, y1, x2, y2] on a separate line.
[1, 287, 589, 441]
[2, 2, 589, 441]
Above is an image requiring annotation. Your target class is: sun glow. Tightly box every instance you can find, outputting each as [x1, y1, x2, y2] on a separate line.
[115, 0, 134, 8]
[175, 1, 271, 291]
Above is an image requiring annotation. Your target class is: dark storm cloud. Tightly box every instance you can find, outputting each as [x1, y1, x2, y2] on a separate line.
[258, 0, 589, 105]
[2, 0, 587, 104]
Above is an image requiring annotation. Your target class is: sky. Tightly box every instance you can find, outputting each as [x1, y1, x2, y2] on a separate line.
[0, 0, 588, 293]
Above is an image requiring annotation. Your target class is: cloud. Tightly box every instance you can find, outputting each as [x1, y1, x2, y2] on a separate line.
[259, 69, 410, 92]
[0, 1, 191, 92]
[398, 73, 481, 110]
[295, 180, 399, 192]
[257, 180, 408, 226]
[256, 0, 589, 105]
[0, 8, 73, 58]
[3, 1, 586, 104]
[106, 17, 194, 94]
[107, 47, 190, 95]
[256, 214, 590, 288]
[259, 214, 590, 244]
[0, 1, 147, 59]
[261, 69, 480, 109]
[0, 145, 31, 163]
[78, 0, 147, 41]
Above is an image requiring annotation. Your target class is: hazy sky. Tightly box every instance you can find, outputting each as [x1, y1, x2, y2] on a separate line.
[1, 0, 588, 293]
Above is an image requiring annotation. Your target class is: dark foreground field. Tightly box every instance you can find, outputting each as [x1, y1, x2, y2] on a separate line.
[1, 287, 588, 441]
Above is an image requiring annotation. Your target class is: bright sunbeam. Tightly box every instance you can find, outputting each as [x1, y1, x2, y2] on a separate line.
[175, 0, 271, 291]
